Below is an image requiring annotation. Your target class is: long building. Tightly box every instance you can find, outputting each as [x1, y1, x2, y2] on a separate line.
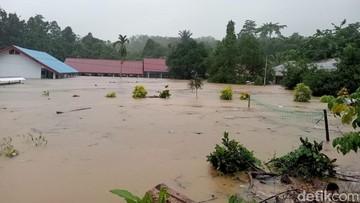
[65, 58, 169, 78]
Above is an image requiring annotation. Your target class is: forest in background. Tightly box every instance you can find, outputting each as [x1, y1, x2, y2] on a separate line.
[1, 7, 359, 96]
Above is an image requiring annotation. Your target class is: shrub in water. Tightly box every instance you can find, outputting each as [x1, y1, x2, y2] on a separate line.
[105, 92, 116, 98]
[133, 85, 147, 98]
[253, 75, 263, 86]
[159, 85, 171, 98]
[268, 137, 336, 180]
[293, 83, 312, 102]
[207, 132, 260, 174]
[220, 87, 233, 100]
[239, 92, 250, 100]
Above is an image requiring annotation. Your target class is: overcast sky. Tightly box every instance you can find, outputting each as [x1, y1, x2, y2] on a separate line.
[2, 0, 360, 41]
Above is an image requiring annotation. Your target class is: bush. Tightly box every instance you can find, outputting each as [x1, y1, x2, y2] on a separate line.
[133, 85, 147, 98]
[253, 75, 263, 86]
[105, 92, 116, 98]
[159, 85, 171, 98]
[268, 137, 336, 180]
[0, 137, 18, 158]
[239, 92, 250, 100]
[220, 87, 233, 100]
[302, 68, 338, 96]
[207, 132, 260, 174]
[293, 83, 312, 102]
[282, 61, 308, 89]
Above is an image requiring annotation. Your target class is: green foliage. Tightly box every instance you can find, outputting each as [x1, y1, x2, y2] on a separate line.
[282, 61, 308, 89]
[110, 187, 169, 203]
[207, 132, 260, 174]
[24, 133, 48, 147]
[302, 68, 338, 96]
[220, 87, 233, 100]
[42, 90, 49, 96]
[239, 92, 250, 100]
[268, 137, 336, 180]
[188, 75, 204, 99]
[166, 31, 208, 79]
[293, 83, 312, 102]
[142, 38, 166, 58]
[133, 85, 147, 98]
[159, 85, 171, 98]
[0, 137, 19, 158]
[105, 92, 116, 98]
[253, 75, 263, 86]
[229, 195, 256, 203]
[321, 87, 360, 154]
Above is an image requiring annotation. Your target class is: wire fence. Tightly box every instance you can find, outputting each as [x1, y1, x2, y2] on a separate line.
[251, 97, 324, 124]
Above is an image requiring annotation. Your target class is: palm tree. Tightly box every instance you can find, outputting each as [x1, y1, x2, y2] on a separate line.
[257, 22, 287, 38]
[113, 34, 129, 78]
[178, 30, 192, 41]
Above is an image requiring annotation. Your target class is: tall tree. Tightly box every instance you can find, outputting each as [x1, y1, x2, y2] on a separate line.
[166, 31, 208, 79]
[178, 30, 193, 41]
[142, 38, 165, 58]
[208, 20, 240, 83]
[257, 22, 287, 38]
[114, 34, 129, 77]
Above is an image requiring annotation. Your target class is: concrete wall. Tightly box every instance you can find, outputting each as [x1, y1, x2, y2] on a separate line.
[0, 51, 42, 78]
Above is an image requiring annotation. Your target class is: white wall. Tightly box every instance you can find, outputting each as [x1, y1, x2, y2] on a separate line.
[0, 52, 42, 78]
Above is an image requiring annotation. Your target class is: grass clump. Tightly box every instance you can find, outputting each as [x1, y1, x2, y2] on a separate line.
[267, 137, 336, 180]
[105, 92, 116, 98]
[0, 137, 19, 158]
[24, 133, 48, 147]
[293, 83, 312, 102]
[133, 85, 147, 98]
[220, 87, 233, 100]
[207, 132, 260, 175]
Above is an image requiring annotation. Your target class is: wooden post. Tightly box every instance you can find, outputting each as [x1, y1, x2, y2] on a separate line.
[323, 109, 330, 142]
[248, 95, 251, 108]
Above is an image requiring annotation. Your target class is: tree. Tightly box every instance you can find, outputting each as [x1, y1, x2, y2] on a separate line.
[238, 33, 265, 76]
[257, 22, 287, 38]
[142, 38, 165, 58]
[178, 30, 192, 41]
[166, 31, 208, 79]
[207, 20, 240, 83]
[188, 75, 204, 99]
[114, 34, 129, 77]
[321, 88, 360, 155]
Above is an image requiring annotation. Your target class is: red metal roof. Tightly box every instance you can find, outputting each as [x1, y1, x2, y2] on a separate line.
[64, 58, 143, 75]
[143, 58, 168, 73]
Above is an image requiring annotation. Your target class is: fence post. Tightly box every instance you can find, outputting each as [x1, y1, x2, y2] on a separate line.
[323, 109, 330, 142]
[248, 95, 251, 108]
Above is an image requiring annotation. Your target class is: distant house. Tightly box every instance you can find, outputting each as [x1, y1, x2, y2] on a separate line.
[0, 45, 78, 79]
[64, 58, 143, 77]
[273, 58, 337, 85]
[143, 58, 169, 78]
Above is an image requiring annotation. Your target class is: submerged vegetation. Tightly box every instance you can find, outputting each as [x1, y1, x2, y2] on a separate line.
[268, 137, 336, 180]
[220, 87, 233, 100]
[0, 137, 18, 158]
[133, 85, 148, 98]
[110, 186, 169, 203]
[293, 83, 312, 102]
[207, 132, 260, 174]
[105, 92, 116, 98]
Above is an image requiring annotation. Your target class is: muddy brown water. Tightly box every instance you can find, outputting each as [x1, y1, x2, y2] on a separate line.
[0, 77, 359, 203]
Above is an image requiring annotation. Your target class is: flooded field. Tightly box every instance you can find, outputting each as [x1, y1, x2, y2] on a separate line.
[0, 77, 358, 203]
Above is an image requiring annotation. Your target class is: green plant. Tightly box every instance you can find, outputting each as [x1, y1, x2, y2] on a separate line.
[268, 137, 336, 180]
[253, 75, 263, 86]
[293, 83, 312, 102]
[220, 87, 233, 100]
[229, 195, 256, 203]
[42, 90, 49, 96]
[0, 137, 19, 158]
[188, 75, 204, 99]
[24, 133, 47, 147]
[133, 85, 147, 98]
[239, 92, 250, 100]
[110, 186, 169, 203]
[159, 85, 171, 98]
[207, 132, 260, 175]
[105, 92, 116, 98]
[320, 87, 360, 155]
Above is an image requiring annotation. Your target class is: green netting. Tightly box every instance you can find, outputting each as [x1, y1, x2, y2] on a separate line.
[252, 97, 324, 124]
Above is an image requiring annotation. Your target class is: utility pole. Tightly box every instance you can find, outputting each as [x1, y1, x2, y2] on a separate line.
[264, 55, 268, 85]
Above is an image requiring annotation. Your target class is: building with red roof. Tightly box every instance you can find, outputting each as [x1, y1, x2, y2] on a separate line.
[64, 58, 143, 76]
[143, 58, 169, 78]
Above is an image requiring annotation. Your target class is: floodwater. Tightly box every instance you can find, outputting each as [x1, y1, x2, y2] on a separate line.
[0, 77, 358, 203]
